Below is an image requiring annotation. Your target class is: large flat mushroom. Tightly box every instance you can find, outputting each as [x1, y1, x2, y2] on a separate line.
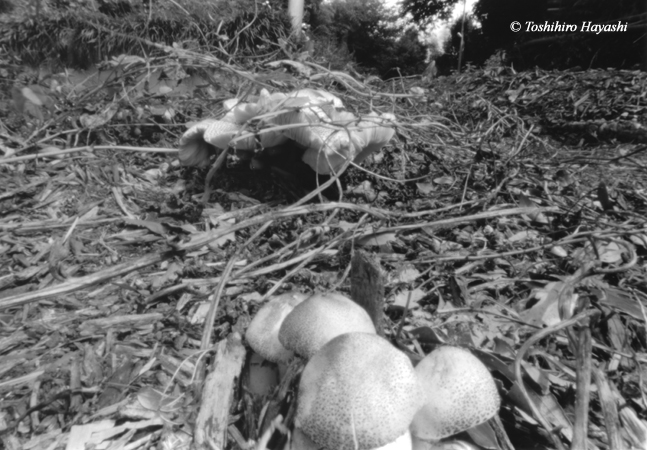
[177, 88, 395, 180]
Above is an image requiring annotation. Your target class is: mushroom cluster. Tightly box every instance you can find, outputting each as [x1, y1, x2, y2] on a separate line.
[179, 89, 395, 175]
[245, 291, 375, 363]
[245, 292, 501, 450]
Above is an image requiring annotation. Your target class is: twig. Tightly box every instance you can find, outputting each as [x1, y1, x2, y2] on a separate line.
[592, 368, 622, 450]
[201, 145, 231, 204]
[200, 256, 237, 350]
[513, 310, 599, 450]
[571, 316, 592, 450]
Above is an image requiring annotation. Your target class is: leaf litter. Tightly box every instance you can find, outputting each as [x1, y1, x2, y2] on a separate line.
[1, 46, 647, 450]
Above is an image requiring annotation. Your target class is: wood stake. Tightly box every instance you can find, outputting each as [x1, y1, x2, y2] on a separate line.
[350, 250, 385, 335]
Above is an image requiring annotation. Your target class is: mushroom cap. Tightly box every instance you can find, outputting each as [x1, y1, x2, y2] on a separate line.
[245, 292, 309, 363]
[297, 110, 394, 175]
[410, 346, 500, 442]
[179, 91, 288, 166]
[379, 431, 413, 450]
[287, 89, 344, 109]
[296, 333, 422, 450]
[353, 113, 396, 165]
[271, 104, 360, 175]
[298, 120, 365, 174]
[178, 118, 220, 167]
[222, 98, 262, 124]
[203, 119, 257, 150]
[178, 89, 394, 174]
[278, 292, 376, 359]
[292, 427, 413, 450]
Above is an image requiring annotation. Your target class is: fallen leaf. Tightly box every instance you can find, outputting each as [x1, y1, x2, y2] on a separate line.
[356, 231, 397, 247]
[393, 264, 421, 283]
[521, 282, 565, 326]
[416, 182, 434, 194]
[392, 288, 426, 308]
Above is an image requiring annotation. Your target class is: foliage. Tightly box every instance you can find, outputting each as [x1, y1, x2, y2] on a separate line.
[406, 0, 645, 71]
[371, 28, 428, 79]
[433, 13, 491, 73]
[473, 0, 547, 51]
[0, 0, 293, 69]
[0, 0, 13, 14]
[0, 0, 428, 78]
[471, 0, 646, 69]
[309, 0, 427, 78]
[401, 0, 458, 24]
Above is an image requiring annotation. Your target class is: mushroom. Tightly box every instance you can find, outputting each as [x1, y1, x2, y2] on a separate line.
[290, 110, 364, 175]
[295, 332, 422, 450]
[245, 292, 309, 363]
[278, 292, 376, 359]
[275, 106, 394, 175]
[281, 88, 344, 109]
[179, 90, 290, 166]
[410, 346, 500, 448]
[352, 112, 396, 166]
[291, 427, 414, 450]
[177, 118, 220, 167]
[177, 88, 395, 176]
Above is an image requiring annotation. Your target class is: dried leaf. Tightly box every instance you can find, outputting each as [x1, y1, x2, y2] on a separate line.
[67, 421, 116, 450]
[629, 234, 647, 247]
[508, 230, 539, 243]
[393, 264, 421, 283]
[208, 219, 236, 249]
[124, 218, 167, 236]
[79, 105, 117, 128]
[392, 288, 426, 308]
[416, 182, 434, 194]
[508, 382, 573, 441]
[518, 193, 548, 223]
[597, 241, 623, 263]
[550, 245, 568, 257]
[467, 421, 498, 450]
[521, 282, 564, 326]
[433, 175, 455, 185]
[356, 231, 397, 247]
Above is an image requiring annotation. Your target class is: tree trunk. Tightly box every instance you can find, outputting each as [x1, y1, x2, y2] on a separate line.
[287, 0, 304, 34]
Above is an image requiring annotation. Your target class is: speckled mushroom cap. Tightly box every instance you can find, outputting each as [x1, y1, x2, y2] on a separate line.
[245, 292, 309, 363]
[410, 346, 501, 441]
[296, 333, 422, 450]
[278, 292, 376, 359]
[291, 427, 413, 450]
